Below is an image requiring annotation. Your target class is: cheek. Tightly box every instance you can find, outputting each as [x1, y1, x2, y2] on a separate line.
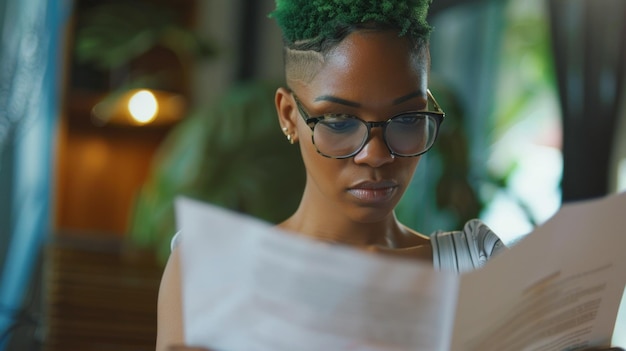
[301, 141, 337, 174]
[299, 130, 327, 173]
[299, 134, 348, 184]
[398, 157, 421, 182]
[298, 127, 316, 160]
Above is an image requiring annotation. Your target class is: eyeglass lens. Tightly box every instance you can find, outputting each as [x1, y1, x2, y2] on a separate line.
[313, 114, 438, 158]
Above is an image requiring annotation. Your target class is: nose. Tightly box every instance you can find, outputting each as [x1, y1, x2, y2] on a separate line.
[352, 128, 394, 167]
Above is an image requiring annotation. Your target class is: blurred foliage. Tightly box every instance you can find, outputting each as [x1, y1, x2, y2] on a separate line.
[396, 78, 482, 233]
[483, 0, 558, 226]
[490, 0, 556, 138]
[399, 0, 557, 232]
[129, 81, 306, 263]
[74, 0, 215, 70]
[431, 84, 482, 224]
[73, 1, 305, 262]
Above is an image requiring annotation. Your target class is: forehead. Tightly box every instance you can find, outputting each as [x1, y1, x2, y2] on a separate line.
[292, 30, 428, 103]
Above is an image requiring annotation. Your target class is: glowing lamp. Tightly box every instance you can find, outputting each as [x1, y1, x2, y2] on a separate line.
[128, 90, 158, 124]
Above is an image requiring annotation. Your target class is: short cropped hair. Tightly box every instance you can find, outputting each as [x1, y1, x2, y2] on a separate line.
[269, 1, 433, 84]
[282, 22, 431, 84]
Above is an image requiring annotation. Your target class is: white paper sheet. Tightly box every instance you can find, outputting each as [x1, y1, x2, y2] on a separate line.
[176, 198, 459, 351]
[452, 192, 626, 350]
[176, 192, 626, 350]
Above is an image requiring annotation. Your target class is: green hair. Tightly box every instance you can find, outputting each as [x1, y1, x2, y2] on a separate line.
[269, 0, 433, 47]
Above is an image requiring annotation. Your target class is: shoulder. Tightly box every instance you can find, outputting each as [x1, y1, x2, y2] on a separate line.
[430, 219, 506, 274]
[156, 245, 185, 350]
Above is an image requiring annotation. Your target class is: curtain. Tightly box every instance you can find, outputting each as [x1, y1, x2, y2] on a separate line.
[548, 0, 626, 202]
[0, 0, 70, 347]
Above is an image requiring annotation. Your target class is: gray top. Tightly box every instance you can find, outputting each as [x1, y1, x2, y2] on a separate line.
[430, 219, 506, 274]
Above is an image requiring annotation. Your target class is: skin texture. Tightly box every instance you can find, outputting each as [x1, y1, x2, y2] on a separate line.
[156, 248, 184, 350]
[276, 30, 432, 254]
[156, 29, 432, 351]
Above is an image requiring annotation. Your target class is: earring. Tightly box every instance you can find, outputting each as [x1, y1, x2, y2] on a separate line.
[283, 127, 295, 144]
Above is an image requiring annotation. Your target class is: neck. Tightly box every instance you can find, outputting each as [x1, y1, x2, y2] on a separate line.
[278, 189, 402, 248]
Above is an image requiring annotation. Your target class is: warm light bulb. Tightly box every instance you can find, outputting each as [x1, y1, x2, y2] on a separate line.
[128, 90, 158, 124]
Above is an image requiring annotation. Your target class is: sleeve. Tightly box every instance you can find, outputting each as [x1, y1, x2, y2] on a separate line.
[430, 219, 506, 274]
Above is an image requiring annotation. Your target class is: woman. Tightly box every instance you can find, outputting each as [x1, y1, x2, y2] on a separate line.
[157, 0, 504, 349]
[270, 0, 503, 272]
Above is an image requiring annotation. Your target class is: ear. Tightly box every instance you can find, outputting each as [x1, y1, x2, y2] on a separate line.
[275, 87, 300, 144]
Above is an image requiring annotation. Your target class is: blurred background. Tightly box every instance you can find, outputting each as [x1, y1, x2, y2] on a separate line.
[0, 0, 624, 349]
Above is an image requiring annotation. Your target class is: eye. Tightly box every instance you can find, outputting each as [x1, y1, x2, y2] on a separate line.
[393, 114, 422, 126]
[318, 115, 361, 133]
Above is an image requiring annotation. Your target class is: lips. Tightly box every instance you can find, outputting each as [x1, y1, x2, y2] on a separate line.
[347, 180, 398, 204]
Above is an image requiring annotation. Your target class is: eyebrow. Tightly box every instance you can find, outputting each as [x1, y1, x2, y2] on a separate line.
[393, 91, 424, 105]
[313, 95, 360, 107]
[313, 90, 425, 107]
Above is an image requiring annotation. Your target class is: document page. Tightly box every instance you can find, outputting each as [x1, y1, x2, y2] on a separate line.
[176, 192, 626, 351]
[176, 197, 459, 351]
[451, 192, 626, 350]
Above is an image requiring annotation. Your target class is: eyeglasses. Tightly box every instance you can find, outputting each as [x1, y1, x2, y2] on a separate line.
[292, 90, 445, 159]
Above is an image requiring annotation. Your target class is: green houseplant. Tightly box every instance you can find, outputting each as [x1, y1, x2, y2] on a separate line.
[129, 81, 306, 262]
[73, 1, 306, 262]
